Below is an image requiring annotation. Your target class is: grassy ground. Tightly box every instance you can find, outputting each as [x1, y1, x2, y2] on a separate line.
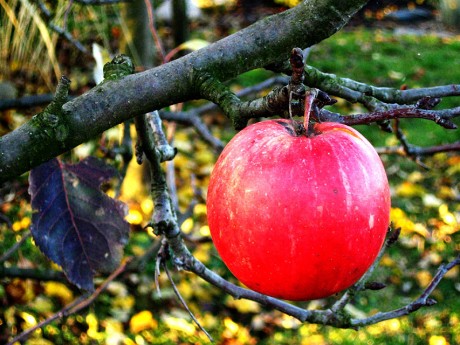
[308, 28, 460, 148]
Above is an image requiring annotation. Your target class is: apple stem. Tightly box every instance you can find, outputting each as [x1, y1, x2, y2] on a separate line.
[303, 89, 318, 130]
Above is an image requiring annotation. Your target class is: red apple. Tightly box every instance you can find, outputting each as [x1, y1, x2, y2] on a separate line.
[207, 119, 391, 301]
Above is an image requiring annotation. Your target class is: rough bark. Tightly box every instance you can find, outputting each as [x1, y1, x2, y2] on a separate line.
[0, 0, 368, 183]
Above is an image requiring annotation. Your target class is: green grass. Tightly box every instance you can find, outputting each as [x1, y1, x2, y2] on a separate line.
[308, 28, 460, 147]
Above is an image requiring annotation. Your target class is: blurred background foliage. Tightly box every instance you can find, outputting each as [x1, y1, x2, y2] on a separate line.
[1, 0, 459, 344]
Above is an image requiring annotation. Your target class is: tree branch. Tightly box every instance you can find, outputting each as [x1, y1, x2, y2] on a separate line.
[304, 65, 460, 104]
[36, 0, 89, 54]
[336, 107, 458, 129]
[350, 254, 460, 327]
[0, 266, 67, 282]
[74, 0, 132, 4]
[160, 110, 224, 151]
[0, 94, 57, 111]
[0, 231, 32, 263]
[6, 258, 132, 345]
[376, 142, 460, 156]
[0, 0, 369, 182]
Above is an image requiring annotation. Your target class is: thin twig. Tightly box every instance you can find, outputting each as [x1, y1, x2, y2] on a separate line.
[6, 258, 132, 344]
[36, 0, 89, 54]
[7, 296, 87, 345]
[163, 261, 214, 342]
[392, 119, 429, 169]
[74, 0, 131, 4]
[155, 237, 168, 298]
[143, 0, 165, 64]
[67, 257, 133, 314]
[0, 213, 12, 227]
[376, 142, 460, 156]
[0, 231, 32, 263]
[337, 107, 458, 129]
[351, 254, 460, 327]
[160, 110, 224, 151]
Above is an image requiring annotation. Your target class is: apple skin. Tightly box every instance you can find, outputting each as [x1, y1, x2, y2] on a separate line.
[207, 119, 391, 301]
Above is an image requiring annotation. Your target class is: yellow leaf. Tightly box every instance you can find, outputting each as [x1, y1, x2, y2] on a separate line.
[429, 335, 448, 345]
[199, 225, 210, 237]
[163, 315, 195, 335]
[223, 317, 239, 336]
[416, 270, 433, 287]
[408, 171, 424, 183]
[86, 313, 103, 340]
[181, 218, 194, 234]
[178, 280, 194, 299]
[413, 223, 430, 238]
[125, 209, 143, 225]
[29, 296, 54, 314]
[112, 295, 135, 311]
[390, 207, 415, 235]
[24, 339, 55, 345]
[193, 203, 207, 217]
[226, 298, 261, 314]
[130, 310, 157, 333]
[121, 157, 148, 201]
[20, 217, 31, 229]
[300, 334, 326, 345]
[396, 181, 425, 198]
[380, 254, 396, 267]
[195, 150, 215, 165]
[43, 282, 74, 304]
[439, 204, 458, 226]
[140, 198, 154, 215]
[176, 39, 209, 52]
[445, 265, 459, 279]
[20, 311, 37, 328]
[381, 318, 401, 334]
[12, 221, 22, 232]
[193, 243, 211, 264]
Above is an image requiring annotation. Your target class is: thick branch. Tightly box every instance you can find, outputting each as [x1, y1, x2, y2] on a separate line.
[0, 0, 368, 182]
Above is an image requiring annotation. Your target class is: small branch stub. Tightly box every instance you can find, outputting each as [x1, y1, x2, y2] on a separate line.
[287, 48, 337, 136]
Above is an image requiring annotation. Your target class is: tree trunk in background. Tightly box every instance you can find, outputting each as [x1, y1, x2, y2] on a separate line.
[440, 0, 460, 29]
[121, 0, 156, 68]
[172, 0, 189, 47]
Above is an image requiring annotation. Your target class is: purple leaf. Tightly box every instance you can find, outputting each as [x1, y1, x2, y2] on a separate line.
[29, 157, 129, 291]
